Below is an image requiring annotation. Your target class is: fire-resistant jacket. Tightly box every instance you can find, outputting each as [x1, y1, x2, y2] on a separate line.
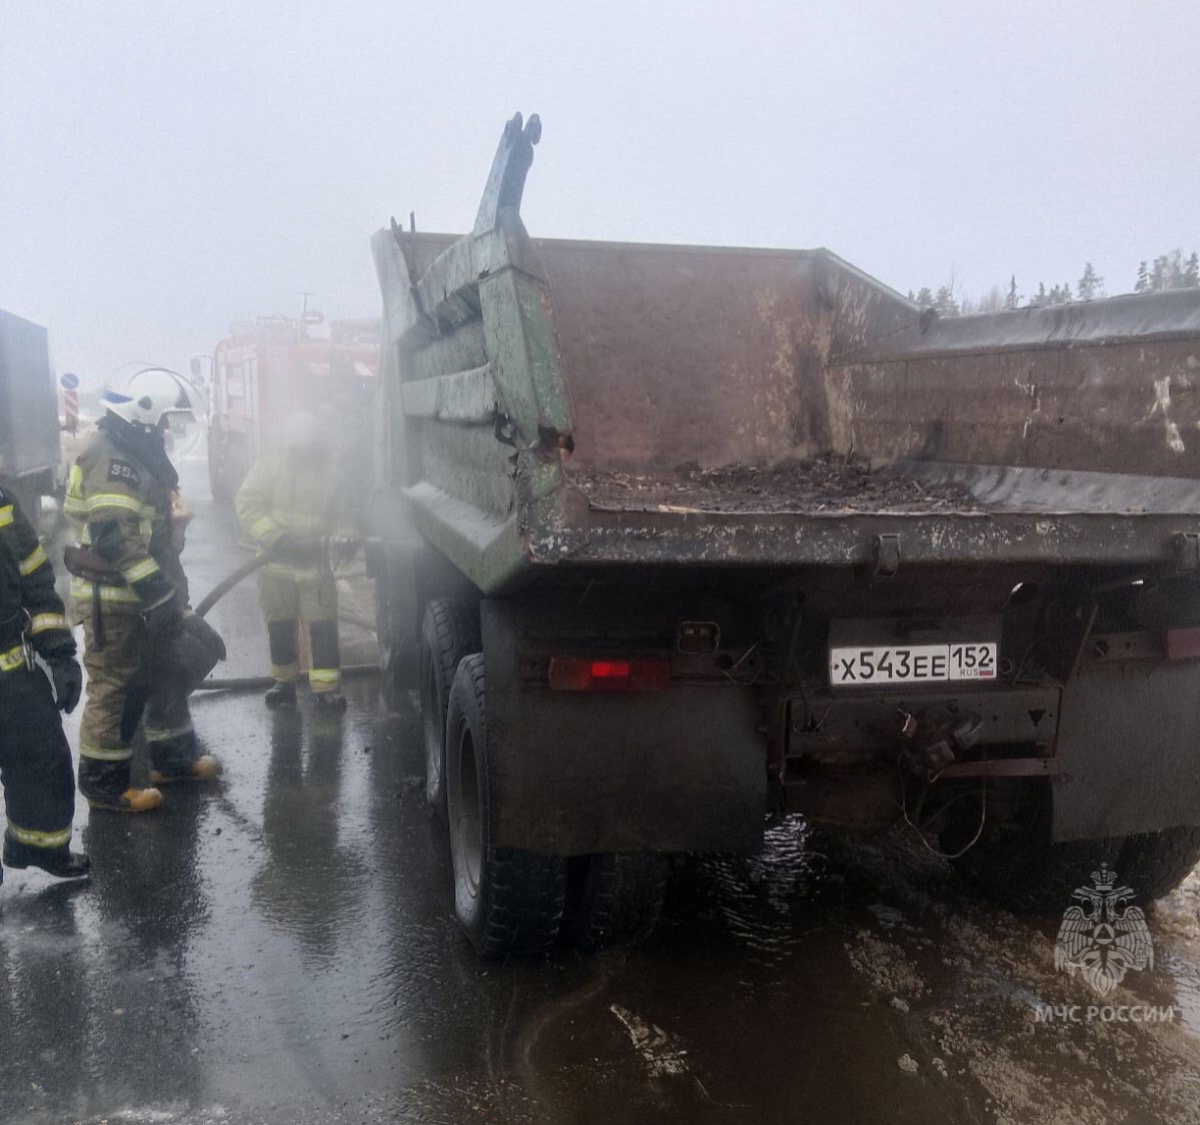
[234, 451, 345, 578]
[64, 420, 187, 617]
[0, 486, 74, 669]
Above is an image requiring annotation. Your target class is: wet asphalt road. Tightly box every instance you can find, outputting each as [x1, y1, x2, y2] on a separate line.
[6, 459, 1200, 1125]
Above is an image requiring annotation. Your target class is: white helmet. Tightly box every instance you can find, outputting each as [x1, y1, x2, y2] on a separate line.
[103, 368, 193, 431]
[281, 411, 325, 448]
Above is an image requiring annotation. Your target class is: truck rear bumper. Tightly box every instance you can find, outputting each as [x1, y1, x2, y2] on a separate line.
[403, 474, 1200, 595]
[530, 499, 1199, 573]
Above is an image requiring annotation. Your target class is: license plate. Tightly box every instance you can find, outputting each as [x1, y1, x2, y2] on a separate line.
[829, 643, 997, 687]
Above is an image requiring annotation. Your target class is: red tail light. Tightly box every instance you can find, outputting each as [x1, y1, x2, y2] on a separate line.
[548, 656, 670, 692]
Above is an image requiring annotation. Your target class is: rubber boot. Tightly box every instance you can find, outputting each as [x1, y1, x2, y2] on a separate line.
[313, 692, 347, 714]
[86, 787, 164, 813]
[265, 681, 297, 709]
[3, 837, 91, 879]
[149, 754, 223, 786]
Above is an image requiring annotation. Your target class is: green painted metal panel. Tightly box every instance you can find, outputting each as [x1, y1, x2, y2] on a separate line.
[374, 114, 1200, 595]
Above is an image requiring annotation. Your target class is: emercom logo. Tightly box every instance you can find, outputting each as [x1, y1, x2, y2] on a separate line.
[1053, 864, 1154, 997]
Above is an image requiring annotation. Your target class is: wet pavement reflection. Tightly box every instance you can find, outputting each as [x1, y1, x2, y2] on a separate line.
[4, 462, 1200, 1124]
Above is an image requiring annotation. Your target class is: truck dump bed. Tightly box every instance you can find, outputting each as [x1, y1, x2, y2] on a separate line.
[373, 115, 1200, 592]
[571, 455, 976, 515]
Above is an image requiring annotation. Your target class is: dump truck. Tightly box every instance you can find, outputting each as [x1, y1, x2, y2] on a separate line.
[368, 113, 1200, 957]
[0, 309, 61, 516]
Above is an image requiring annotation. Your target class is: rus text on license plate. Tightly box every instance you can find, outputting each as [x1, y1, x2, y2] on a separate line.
[829, 643, 997, 687]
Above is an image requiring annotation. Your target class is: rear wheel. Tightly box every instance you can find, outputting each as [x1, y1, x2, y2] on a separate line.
[446, 654, 566, 957]
[563, 853, 670, 950]
[419, 599, 480, 816]
[944, 780, 1122, 914]
[1118, 827, 1200, 900]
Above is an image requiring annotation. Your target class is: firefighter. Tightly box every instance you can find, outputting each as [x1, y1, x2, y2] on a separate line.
[0, 482, 89, 882]
[64, 368, 223, 812]
[235, 412, 351, 712]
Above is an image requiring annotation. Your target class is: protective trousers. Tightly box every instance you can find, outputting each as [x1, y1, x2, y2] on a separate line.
[0, 660, 76, 861]
[78, 614, 198, 797]
[257, 567, 341, 693]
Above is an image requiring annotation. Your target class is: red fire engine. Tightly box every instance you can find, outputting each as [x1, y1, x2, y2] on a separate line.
[203, 314, 379, 500]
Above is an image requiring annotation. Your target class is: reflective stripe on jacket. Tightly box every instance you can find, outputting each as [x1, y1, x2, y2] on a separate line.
[66, 427, 185, 618]
[0, 488, 75, 660]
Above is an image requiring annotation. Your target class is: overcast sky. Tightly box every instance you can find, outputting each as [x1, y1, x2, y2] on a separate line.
[2, 1, 1197, 386]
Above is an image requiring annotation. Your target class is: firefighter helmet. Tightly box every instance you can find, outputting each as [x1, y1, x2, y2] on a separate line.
[102, 368, 193, 431]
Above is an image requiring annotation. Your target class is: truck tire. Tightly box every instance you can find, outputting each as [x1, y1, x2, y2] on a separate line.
[1118, 828, 1200, 901]
[562, 853, 670, 951]
[445, 654, 566, 957]
[419, 599, 480, 816]
[945, 782, 1122, 914]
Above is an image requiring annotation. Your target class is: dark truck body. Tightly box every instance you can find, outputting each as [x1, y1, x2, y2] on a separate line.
[0, 309, 61, 510]
[370, 117, 1200, 949]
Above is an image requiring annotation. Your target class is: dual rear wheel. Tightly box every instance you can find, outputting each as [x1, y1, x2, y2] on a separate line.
[944, 780, 1200, 913]
[420, 601, 668, 957]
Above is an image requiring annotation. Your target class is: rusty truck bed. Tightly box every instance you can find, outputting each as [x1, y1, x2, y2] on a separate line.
[568, 456, 978, 515]
[568, 460, 1200, 517]
[374, 114, 1200, 592]
[529, 461, 1200, 572]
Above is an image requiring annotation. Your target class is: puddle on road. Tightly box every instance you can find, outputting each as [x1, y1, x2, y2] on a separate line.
[504, 815, 1200, 1125]
[1154, 869, 1200, 1038]
[692, 815, 824, 974]
[507, 818, 962, 1124]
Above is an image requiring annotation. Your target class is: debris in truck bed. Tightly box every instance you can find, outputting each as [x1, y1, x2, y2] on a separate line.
[569, 455, 979, 514]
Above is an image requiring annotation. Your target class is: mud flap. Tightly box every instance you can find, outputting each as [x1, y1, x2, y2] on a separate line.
[366, 538, 421, 690]
[1053, 660, 1200, 841]
[481, 599, 767, 856]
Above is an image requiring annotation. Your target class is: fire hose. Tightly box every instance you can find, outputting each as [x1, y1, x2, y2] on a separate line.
[192, 536, 383, 693]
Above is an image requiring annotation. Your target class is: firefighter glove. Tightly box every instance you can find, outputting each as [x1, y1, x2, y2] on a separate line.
[271, 533, 319, 565]
[49, 656, 83, 714]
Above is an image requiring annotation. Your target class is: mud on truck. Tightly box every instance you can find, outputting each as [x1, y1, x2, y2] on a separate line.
[368, 113, 1200, 957]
